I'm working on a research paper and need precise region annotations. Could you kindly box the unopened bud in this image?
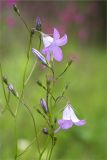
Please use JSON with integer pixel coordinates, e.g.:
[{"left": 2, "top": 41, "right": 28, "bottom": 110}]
[
  {"left": 68, "top": 59, "right": 72, "bottom": 66},
  {"left": 36, "top": 16, "right": 42, "bottom": 31},
  {"left": 37, "top": 108, "right": 41, "bottom": 114},
  {"left": 36, "top": 80, "right": 42, "bottom": 87},
  {"left": 36, "top": 80, "right": 46, "bottom": 90},
  {"left": 2, "top": 76, "right": 8, "bottom": 85},
  {"left": 40, "top": 98, "right": 48, "bottom": 113},
  {"left": 8, "top": 83, "right": 14, "bottom": 91},
  {"left": 32, "top": 48, "right": 47, "bottom": 65},
  {"left": 8, "top": 83, "right": 18, "bottom": 97},
  {"left": 42, "top": 128, "right": 48, "bottom": 135},
  {"left": 13, "top": 4, "right": 20, "bottom": 16}
]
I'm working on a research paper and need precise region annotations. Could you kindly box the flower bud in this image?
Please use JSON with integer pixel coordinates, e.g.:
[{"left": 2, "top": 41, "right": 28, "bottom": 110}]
[
  {"left": 2, "top": 76, "right": 8, "bottom": 85},
  {"left": 36, "top": 80, "right": 42, "bottom": 87},
  {"left": 32, "top": 48, "right": 47, "bottom": 65},
  {"left": 42, "top": 128, "right": 48, "bottom": 135},
  {"left": 68, "top": 59, "right": 72, "bottom": 66},
  {"left": 36, "top": 108, "right": 41, "bottom": 114},
  {"left": 36, "top": 80, "right": 46, "bottom": 90},
  {"left": 8, "top": 83, "right": 18, "bottom": 97},
  {"left": 36, "top": 16, "right": 42, "bottom": 31},
  {"left": 40, "top": 98, "right": 48, "bottom": 113},
  {"left": 8, "top": 83, "right": 14, "bottom": 91},
  {"left": 13, "top": 4, "right": 20, "bottom": 16}
]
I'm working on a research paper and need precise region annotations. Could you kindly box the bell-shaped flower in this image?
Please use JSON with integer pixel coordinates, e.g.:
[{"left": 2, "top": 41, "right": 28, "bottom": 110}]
[
  {"left": 56, "top": 103, "right": 86, "bottom": 131},
  {"left": 32, "top": 48, "right": 47, "bottom": 65},
  {"left": 41, "top": 28, "right": 67, "bottom": 62}
]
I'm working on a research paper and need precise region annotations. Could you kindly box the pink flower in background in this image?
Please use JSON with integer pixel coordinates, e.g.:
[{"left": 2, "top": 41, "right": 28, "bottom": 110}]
[
  {"left": 78, "top": 29, "right": 89, "bottom": 42},
  {"left": 42, "top": 28, "right": 67, "bottom": 62},
  {"left": 6, "top": 0, "right": 16, "bottom": 6},
  {"left": 86, "top": 2, "right": 98, "bottom": 15},
  {"left": 58, "top": 2, "right": 77, "bottom": 25},
  {"left": 69, "top": 54, "right": 80, "bottom": 63},
  {"left": 74, "top": 14, "right": 85, "bottom": 25},
  {"left": 43, "top": 21, "right": 53, "bottom": 34},
  {"left": 6, "top": 16, "right": 16, "bottom": 27}
]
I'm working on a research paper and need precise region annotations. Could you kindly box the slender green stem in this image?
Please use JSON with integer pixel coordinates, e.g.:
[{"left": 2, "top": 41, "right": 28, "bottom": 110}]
[
  {"left": 39, "top": 136, "right": 49, "bottom": 160},
  {"left": 24, "top": 31, "right": 41, "bottom": 86},
  {"left": 24, "top": 60, "right": 37, "bottom": 86},
  {"left": 7, "top": 91, "right": 10, "bottom": 103},
  {"left": 49, "top": 67, "right": 55, "bottom": 81},
  {"left": 19, "top": 15, "right": 30, "bottom": 33},
  {"left": 22, "top": 32, "right": 33, "bottom": 91},
  {"left": 48, "top": 137, "right": 55, "bottom": 160},
  {"left": 13, "top": 4, "right": 30, "bottom": 33},
  {"left": 14, "top": 118, "right": 17, "bottom": 160},
  {"left": 36, "top": 109, "right": 50, "bottom": 127},
  {"left": 22, "top": 58, "right": 29, "bottom": 92},
  {"left": 0, "top": 64, "right": 15, "bottom": 118},
  {"left": 22, "top": 32, "right": 32, "bottom": 92},
  {"left": 55, "top": 83, "right": 69, "bottom": 104},
  {"left": 14, "top": 58, "right": 29, "bottom": 116},
  {"left": 46, "top": 77, "right": 53, "bottom": 126},
  {"left": 46, "top": 80, "right": 49, "bottom": 111},
  {"left": 14, "top": 7, "right": 32, "bottom": 115},
  {"left": 46, "top": 142, "right": 51, "bottom": 160},
  {"left": 56, "top": 62, "right": 72, "bottom": 80},
  {"left": 15, "top": 33, "right": 33, "bottom": 116},
  {"left": 0, "top": 64, "right": 18, "bottom": 160},
  {"left": 17, "top": 98, "right": 41, "bottom": 155},
  {"left": 36, "top": 82, "right": 55, "bottom": 102}
]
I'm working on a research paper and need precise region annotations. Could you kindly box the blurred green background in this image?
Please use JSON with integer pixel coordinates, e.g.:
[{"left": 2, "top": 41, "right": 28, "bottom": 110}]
[{"left": 0, "top": 1, "right": 106, "bottom": 160}]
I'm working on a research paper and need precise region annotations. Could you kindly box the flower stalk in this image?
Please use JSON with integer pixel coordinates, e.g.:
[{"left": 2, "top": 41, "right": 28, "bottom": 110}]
[{"left": 1, "top": 6, "right": 86, "bottom": 159}]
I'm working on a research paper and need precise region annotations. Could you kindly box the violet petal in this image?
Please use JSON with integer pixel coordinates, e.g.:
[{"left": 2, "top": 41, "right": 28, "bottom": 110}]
[
  {"left": 52, "top": 46, "right": 63, "bottom": 61},
  {"left": 53, "top": 28, "right": 60, "bottom": 39},
  {"left": 46, "top": 52, "right": 51, "bottom": 62},
  {"left": 58, "top": 119, "right": 73, "bottom": 129},
  {"left": 74, "top": 120, "right": 86, "bottom": 126},
  {"left": 42, "top": 47, "right": 49, "bottom": 55},
  {"left": 55, "top": 34, "right": 67, "bottom": 46}
]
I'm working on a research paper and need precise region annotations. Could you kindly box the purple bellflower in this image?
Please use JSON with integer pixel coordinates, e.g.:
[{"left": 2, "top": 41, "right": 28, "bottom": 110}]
[
  {"left": 55, "top": 103, "right": 86, "bottom": 132},
  {"left": 32, "top": 48, "right": 47, "bottom": 65},
  {"left": 42, "top": 28, "right": 67, "bottom": 62}
]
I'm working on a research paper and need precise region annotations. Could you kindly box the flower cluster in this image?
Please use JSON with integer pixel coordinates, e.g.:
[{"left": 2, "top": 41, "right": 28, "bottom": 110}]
[
  {"left": 32, "top": 18, "right": 86, "bottom": 134},
  {"left": 1, "top": 10, "right": 86, "bottom": 159}
]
